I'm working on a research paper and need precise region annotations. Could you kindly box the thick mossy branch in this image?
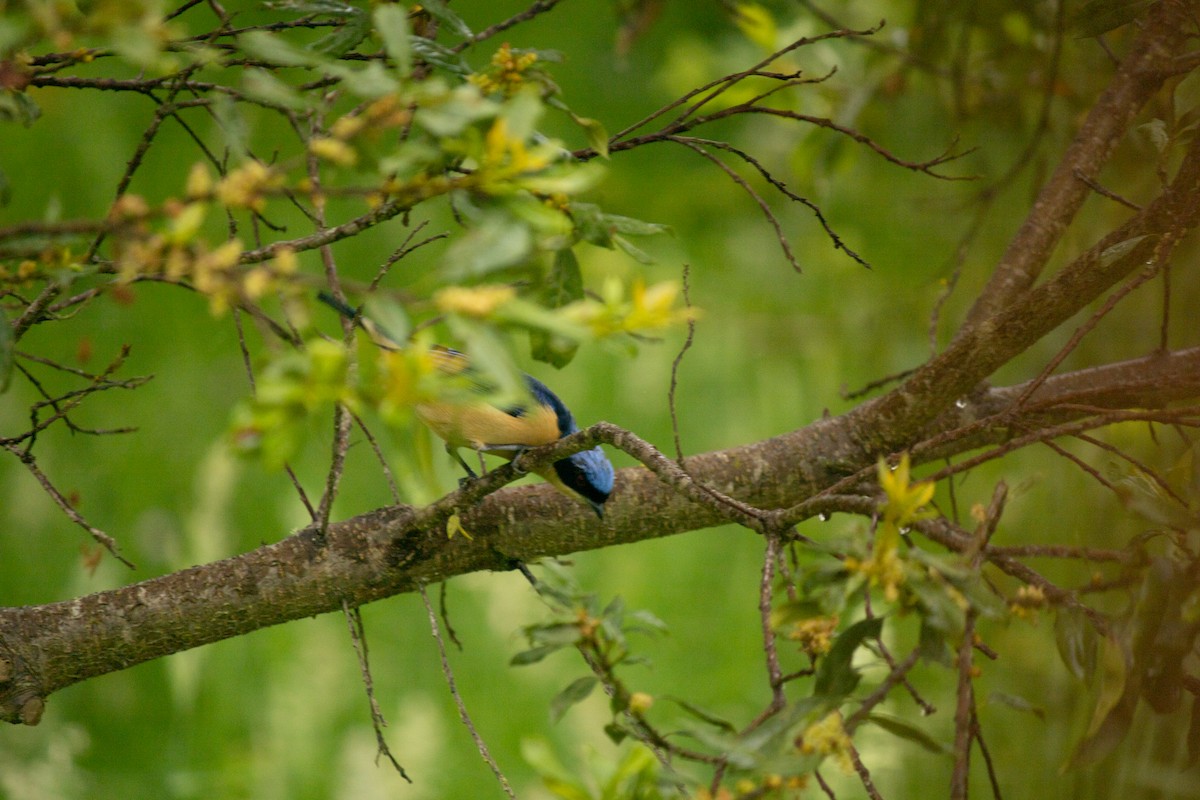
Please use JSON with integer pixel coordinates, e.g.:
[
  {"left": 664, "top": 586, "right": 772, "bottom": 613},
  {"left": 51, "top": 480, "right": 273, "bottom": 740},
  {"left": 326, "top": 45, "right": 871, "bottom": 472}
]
[{"left": 2, "top": 348, "right": 1198, "bottom": 724}]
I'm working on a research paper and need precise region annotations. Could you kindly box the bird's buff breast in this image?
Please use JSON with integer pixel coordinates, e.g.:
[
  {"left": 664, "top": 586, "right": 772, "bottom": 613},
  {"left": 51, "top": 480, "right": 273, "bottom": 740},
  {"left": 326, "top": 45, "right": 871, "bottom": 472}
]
[{"left": 416, "top": 401, "right": 561, "bottom": 451}]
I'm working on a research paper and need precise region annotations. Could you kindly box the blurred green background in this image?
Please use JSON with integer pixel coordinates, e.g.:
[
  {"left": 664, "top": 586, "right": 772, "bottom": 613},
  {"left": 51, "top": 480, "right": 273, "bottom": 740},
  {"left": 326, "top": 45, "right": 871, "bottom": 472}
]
[{"left": 2, "top": 1, "right": 1197, "bottom": 798}]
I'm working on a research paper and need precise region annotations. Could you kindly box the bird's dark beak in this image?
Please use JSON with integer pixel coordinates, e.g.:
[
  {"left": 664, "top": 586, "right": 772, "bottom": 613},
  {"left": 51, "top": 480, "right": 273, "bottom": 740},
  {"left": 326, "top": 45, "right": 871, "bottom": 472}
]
[{"left": 588, "top": 500, "right": 606, "bottom": 520}]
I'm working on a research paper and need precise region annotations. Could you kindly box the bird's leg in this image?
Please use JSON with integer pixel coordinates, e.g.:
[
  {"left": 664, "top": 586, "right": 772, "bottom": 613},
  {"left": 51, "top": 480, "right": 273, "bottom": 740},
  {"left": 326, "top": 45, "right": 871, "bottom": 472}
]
[
  {"left": 509, "top": 446, "right": 530, "bottom": 475},
  {"left": 447, "top": 445, "right": 478, "bottom": 487},
  {"left": 512, "top": 559, "right": 537, "bottom": 587}
]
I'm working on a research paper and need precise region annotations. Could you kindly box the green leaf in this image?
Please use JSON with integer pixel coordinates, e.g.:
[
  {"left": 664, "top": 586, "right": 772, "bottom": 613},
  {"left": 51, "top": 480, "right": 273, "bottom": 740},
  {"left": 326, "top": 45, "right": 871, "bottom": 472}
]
[
  {"left": 988, "top": 691, "right": 1046, "bottom": 720},
  {"left": 415, "top": 84, "right": 499, "bottom": 136},
  {"left": 601, "top": 594, "right": 625, "bottom": 624},
  {"left": 211, "top": 94, "right": 249, "bottom": 161},
  {"left": 527, "top": 622, "right": 584, "bottom": 647},
  {"left": 769, "top": 599, "right": 826, "bottom": 629},
  {"left": 866, "top": 713, "right": 949, "bottom": 755},
  {"left": 1117, "top": 472, "right": 1199, "bottom": 530},
  {"left": 373, "top": 4, "right": 412, "bottom": 78},
  {"left": 242, "top": 68, "right": 309, "bottom": 110},
  {"left": 571, "top": 202, "right": 613, "bottom": 247},
  {"left": 918, "top": 618, "right": 953, "bottom": 665},
  {"left": 1055, "top": 606, "right": 1098, "bottom": 681},
  {"left": 520, "top": 161, "right": 607, "bottom": 196},
  {"left": 579, "top": 116, "right": 610, "bottom": 158},
  {"left": 1070, "top": 0, "right": 1159, "bottom": 38},
  {"left": 545, "top": 248, "right": 584, "bottom": 306},
  {"left": 601, "top": 745, "right": 658, "bottom": 800},
  {"left": 501, "top": 85, "right": 545, "bottom": 141},
  {"left": 520, "top": 738, "right": 591, "bottom": 800},
  {"left": 239, "top": 30, "right": 321, "bottom": 68},
  {"left": 612, "top": 234, "right": 656, "bottom": 264},
  {"left": 0, "top": 306, "right": 12, "bottom": 393},
  {"left": 603, "top": 722, "right": 629, "bottom": 745},
  {"left": 264, "top": 0, "right": 362, "bottom": 13},
  {"left": 0, "top": 17, "right": 30, "bottom": 58},
  {"left": 330, "top": 61, "right": 399, "bottom": 98},
  {"left": 311, "top": 9, "right": 370, "bottom": 57},
  {"left": 0, "top": 90, "right": 40, "bottom": 127},
  {"left": 669, "top": 696, "right": 737, "bottom": 733},
  {"left": 1098, "top": 233, "right": 1149, "bottom": 267},
  {"left": 0, "top": 166, "right": 9, "bottom": 206},
  {"left": 361, "top": 295, "right": 410, "bottom": 346},
  {"left": 264, "top": 0, "right": 370, "bottom": 56},
  {"left": 627, "top": 609, "right": 669, "bottom": 635},
  {"left": 420, "top": 0, "right": 474, "bottom": 39},
  {"left": 511, "top": 644, "right": 562, "bottom": 666},
  {"left": 1066, "top": 634, "right": 1135, "bottom": 769},
  {"left": 1140, "top": 119, "right": 1170, "bottom": 153},
  {"left": 531, "top": 249, "right": 584, "bottom": 367},
  {"left": 442, "top": 214, "right": 534, "bottom": 279},
  {"left": 445, "top": 316, "right": 529, "bottom": 409},
  {"left": 547, "top": 96, "right": 610, "bottom": 157},
  {"left": 603, "top": 213, "right": 672, "bottom": 237},
  {"left": 550, "top": 676, "right": 598, "bottom": 721},
  {"left": 409, "top": 37, "right": 470, "bottom": 74},
  {"left": 813, "top": 616, "right": 883, "bottom": 698}
]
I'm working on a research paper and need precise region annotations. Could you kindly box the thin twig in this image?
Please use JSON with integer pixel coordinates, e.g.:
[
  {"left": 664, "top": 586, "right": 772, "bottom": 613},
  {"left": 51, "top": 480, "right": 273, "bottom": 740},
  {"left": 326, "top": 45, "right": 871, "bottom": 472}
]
[
  {"left": 672, "top": 137, "right": 801, "bottom": 271},
  {"left": 673, "top": 136, "right": 870, "bottom": 268},
  {"left": 974, "top": 707, "right": 1004, "bottom": 800},
  {"left": 668, "top": 263, "right": 696, "bottom": 464},
  {"left": 849, "top": 744, "right": 885, "bottom": 800},
  {"left": 950, "top": 611, "right": 978, "bottom": 800},
  {"left": 341, "top": 600, "right": 411, "bottom": 782},
  {"left": 844, "top": 646, "right": 923, "bottom": 730},
  {"left": 452, "top": 0, "right": 566, "bottom": 53},
  {"left": 2, "top": 443, "right": 135, "bottom": 569},
  {"left": 351, "top": 412, "right": 402, "bottom": 504},
  {"left": 814, "top": 769, "right": 838, "bottom": 799},
  {"left": 419, "top": 585, "right": 517, "bottom": 799}
]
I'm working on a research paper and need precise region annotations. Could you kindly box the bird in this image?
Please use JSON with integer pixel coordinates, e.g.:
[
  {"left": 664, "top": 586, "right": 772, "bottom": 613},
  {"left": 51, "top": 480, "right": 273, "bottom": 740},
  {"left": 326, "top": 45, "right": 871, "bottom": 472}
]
[{"left": 318, "top": 291, "right": 615, "bottom": 518}]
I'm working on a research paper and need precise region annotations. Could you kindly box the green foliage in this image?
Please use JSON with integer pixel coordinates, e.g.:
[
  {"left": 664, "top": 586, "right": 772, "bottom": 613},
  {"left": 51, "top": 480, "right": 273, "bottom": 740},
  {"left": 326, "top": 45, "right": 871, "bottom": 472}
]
[
  {"left": 3, "top": 0, "right": 1200, "bottom": 798},
  {"left": 812, "top": 617, "right": 884, "bottom": 699},
  {"left": 522, "top": 739, "right": 673, "bottom": 800}
]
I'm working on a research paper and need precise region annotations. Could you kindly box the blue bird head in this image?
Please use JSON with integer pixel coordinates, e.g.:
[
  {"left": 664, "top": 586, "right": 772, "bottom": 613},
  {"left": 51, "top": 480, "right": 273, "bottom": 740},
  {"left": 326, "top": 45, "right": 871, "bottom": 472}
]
[{"left": 552, "top": 446, "right": 615, "bottom": 519}]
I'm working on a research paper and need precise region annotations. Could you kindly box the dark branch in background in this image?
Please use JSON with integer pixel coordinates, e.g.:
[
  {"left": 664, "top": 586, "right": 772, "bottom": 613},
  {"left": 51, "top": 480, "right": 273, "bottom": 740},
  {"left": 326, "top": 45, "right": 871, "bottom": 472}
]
[
  {"left": 671, "top": 135, "right": 870, "bottom": 268},
  {"left": 450, "top": 0, "right": 566, "bottom": 54},
  {"left": 673, "top": 137, "right": 802, "bottom": 271},
  {"left": 959, "top": 0, "right": 1193, "bottom": 332}
]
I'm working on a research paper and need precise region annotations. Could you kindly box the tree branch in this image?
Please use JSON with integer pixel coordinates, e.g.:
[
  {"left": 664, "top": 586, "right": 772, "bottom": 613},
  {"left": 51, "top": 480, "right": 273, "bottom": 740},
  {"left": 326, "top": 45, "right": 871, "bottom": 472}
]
[
  {"left": 2, "top": 347, "right": 1197, "bottom": 724},
  {"left": 960, "top": 0, "right": 1194, "bottom": 331}
]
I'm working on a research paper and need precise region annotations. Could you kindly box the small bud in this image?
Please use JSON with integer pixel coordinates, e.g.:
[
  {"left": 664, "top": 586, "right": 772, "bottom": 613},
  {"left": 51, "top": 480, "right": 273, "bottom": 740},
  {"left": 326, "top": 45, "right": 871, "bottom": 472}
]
[
  {"left": 186, "top": 162, "right": 213, "bottom": 198},
  {"left": 309, "top": 137, "right": 358, "bottom": 167},
  {"left": 628, "top": 691, "right": 653, "bottom": 714}
]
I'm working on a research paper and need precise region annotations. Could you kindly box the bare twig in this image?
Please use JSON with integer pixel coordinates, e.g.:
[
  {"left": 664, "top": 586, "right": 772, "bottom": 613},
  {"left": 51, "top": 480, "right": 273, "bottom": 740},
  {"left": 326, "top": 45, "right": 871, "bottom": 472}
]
[
  {"left": 672, "top": 137, "right": 801, "bottom": 271},
  {"left": 419, "top": 585, "right": 517, "bottom": 799},
  {"left": 452, "top": 0, "right": 566, "bottom": 53},
  {"left": 668, "top": 264, "right": 696, "bottom": 464},
  {"left": 849, "top": 744, "right": 885, "bottom": 800},
  {"left": 950, "top": 611, "right": 978, "bottom": 800},
  {"left": 341, "top": 600, "right": 410, "bottom": 782},
  {"left": 1, "top": 443, "right": 135, "bottom": 569}
]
